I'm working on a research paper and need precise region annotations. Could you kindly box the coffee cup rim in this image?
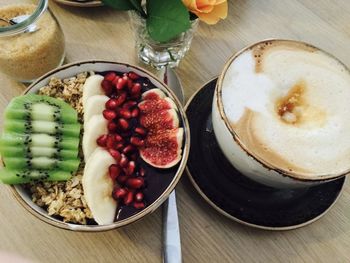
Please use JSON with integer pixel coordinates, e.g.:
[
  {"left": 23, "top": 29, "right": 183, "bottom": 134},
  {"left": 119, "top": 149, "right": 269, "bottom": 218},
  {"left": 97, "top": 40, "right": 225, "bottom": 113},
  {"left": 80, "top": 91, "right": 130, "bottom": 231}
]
[{"left": 215, "top": 38, "right": 349, "bottom": 181}]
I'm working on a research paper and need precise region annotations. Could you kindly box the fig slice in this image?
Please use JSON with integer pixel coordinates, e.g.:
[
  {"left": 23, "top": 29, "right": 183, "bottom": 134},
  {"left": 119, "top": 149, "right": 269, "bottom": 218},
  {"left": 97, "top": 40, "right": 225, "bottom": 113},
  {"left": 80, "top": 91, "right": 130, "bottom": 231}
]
[
  {"left": 142, "top": 89, "right": 166, "bottom": 101},
  {"left": 140, "top": 128, "right": 183, "bottom": 168},
  {"left": 139, "top": 88, "right": 184, "bottom": 169},
  {"left": 140, "top": 109, "right": 179, "bottom": 130},
  {"left": 138, "top": 97, "right": 177, "bottom": 114}
]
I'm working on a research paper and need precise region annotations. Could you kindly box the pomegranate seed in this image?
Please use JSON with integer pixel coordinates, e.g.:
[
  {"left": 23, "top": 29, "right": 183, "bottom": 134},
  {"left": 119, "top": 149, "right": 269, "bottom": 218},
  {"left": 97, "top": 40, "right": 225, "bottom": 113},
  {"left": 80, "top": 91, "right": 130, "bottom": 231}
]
[
  {"left": 126, "top": 177, "right": 144, "bottom": 189},
  {"left": 109, "top": 164, "right": 121, "bottom": 181},
  {"left": 105, "top": 99, "right": 119, "bottom": 110},
  {"left": 96, "top": 134, "right": 108, "bottom": 147},
  {"left": 123, "top": 100, "right": 137, "bottom": 109},
  {"left": 131, "top": 83, "right": 141, "bottom": 95},
  {"left": 116, "top": 76, "right": 128, "bottom": 90},
  {"left": 123, "top": 145, "right": 136, "bottom": 155},
  {"left": 108, "top": 149, "right": 121, "bottom": 162},
  {"left": 105, "top": 72, "right": 116, "bottom": 82},
  {"left": 119, "top": 108, "right": 132, "bottom": 119},
  {"left": 112, "top": 187, "right": 127, "bottom": 199},
  {"left": 106, "top": 135, "right": 115, "bottom": 149},
  {"left": 118, "top": 118, "right": 129, "bottom": 130},
  {"left": 115, "top": 142, "right": 124, "bottom": 150},
  {"left": 107, "top": 121, "right": 118, "bottom": 132},
  {"left": 135, "top": 192, "right": 144, "bottom": 202},
  {"left": 128, "top": 72, "right": 140, "bottom": 80},
  {"left": 131, "top": 108, "right": 140, "bottom": 118},
  {"left": 133, "top": 202, "right": 145, "bottom": 209},
  {"left": 130, "top": 136, "right": 145, "bottom": 147},
  {"left": 125, "top": 161, "right": 136, "bottom": 175},
  {"left": 114, "top": 134, "right": 123, "bottom": 142},
  {"left": 120, "top": 154, "right": 129, "bottom": 168},
  {"left": 139, "top": 167, "right": 146, "bottom": 177},
  {"left": 112, "top": 75, "right": 120, "bottom": 87},
  {"left": 124, "top": 191, "right": 134, "bottom": 205},
  {"left": 101, "top": 79, "right": 114, "bottom": 95},
  {"left": 103, "top": 110, "right": 117, "bottom": 120},
  {"left": 117, "top": 175, "right": 128, "bottom": 184},
  {"left": 116, "top": 92, "right": 127, "bottom": 106},
  {"left": 127, "top": 79, "right": 134, "bottom": 89},
  {"left": 134, "top": 127, "right": 147, "bottom": 136}
]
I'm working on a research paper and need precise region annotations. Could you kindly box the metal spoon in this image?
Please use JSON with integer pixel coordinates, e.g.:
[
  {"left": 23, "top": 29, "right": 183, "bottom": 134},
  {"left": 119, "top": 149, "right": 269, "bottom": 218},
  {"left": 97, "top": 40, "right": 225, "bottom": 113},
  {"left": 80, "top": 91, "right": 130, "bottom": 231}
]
[
  {"left": 159, "top": 67, "right": 184, "bottom": 263},
  {"left": 0, "top": 15, "right": 38, "bottom": 33}
]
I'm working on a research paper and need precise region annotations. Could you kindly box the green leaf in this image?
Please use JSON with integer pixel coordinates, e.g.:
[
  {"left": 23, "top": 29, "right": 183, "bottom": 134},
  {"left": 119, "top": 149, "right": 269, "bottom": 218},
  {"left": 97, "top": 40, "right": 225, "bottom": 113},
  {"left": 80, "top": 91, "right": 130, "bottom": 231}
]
[
  {"left": 146, "top": 0, "right": 190, "bottom": 43},
  {"left": 102, "top": 0, "right": 135, "bottom": 10},
  {"left": 129, "top": 0, "right": 146, "bottom": 17},
  {"left": 129, "top": 0, "right": 142, "bottom": 12}
]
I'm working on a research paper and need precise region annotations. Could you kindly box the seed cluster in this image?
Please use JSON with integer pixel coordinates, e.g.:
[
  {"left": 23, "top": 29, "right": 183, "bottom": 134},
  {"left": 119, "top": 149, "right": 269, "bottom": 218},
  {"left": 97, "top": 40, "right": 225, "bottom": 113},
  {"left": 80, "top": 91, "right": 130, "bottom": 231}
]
[{"left": 97, "top": 71, "right": 150, "bottom": 209}]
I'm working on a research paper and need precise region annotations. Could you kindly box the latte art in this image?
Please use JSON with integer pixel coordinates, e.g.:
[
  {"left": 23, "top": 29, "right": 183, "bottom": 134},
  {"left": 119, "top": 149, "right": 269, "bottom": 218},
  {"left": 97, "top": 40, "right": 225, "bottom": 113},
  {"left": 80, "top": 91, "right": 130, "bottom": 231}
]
[{"left": 221, "top": 40, "right": 350, "bottom": 177}]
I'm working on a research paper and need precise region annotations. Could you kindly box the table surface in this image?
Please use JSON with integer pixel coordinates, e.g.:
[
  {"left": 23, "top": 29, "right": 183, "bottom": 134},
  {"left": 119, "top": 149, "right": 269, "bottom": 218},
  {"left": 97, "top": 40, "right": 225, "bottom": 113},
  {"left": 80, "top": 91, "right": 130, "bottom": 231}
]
[{"left": 1, "top": 0, "right": 350, "bottom": 262}]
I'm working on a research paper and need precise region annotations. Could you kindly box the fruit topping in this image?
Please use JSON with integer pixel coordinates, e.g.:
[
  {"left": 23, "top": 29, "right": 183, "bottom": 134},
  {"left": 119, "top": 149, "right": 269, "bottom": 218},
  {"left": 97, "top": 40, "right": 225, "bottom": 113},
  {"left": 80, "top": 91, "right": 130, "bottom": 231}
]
[
  {"left": 81, "top": 72, "right": 184, "bottom": 222},
  {"left": 138, "top": 97, "right": 177, "bottom": 114},
  {"left": 140, "top": 128, "right": 183, "bottom": 169},
  {"left": 128, "top": 72, "right": 140, "bottom": 80},
  {"left": 141, "top": 88, "right": 166, "bottom": 101},
  {"left": 82, "top": 114, "right": 107, "bottom": 159},
  {"left": 84, "top": 95, "right": 109, "bottom": 126},
  {"left": 82, "top": 148, "right": 117, "bottom": 225},
  {"left": 0, "top": 94, "right": 80, "bottom": 184},
  {"left": 138, "top": 89, "right": 183, "bottom": 168},
  {"left": 140, "top": 109, "right": 179, "bottom": 130},
  {"left": 82, "top": 75, "right": 104, "bottom": 105}
]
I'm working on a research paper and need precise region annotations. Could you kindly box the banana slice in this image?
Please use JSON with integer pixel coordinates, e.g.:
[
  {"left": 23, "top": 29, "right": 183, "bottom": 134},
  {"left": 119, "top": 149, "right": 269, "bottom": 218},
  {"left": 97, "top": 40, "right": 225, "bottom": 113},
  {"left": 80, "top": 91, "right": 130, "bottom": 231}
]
[
  {"left": 83, "top": 147, "right": 117, "bottom": 225},
  {"left": 82, "top": 115, "right": 108, "bottom": 160},
  {"left": 84, "top": 95, "right": 109, "bottom": 126},
  {"left": 82, "top": 75, "right": 104, "bottom": 106}
]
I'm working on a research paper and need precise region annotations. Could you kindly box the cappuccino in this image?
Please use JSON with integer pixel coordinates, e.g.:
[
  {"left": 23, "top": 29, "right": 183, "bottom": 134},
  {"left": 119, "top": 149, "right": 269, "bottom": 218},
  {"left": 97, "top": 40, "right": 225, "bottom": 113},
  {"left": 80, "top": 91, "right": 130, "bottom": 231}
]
[{"left": 221, "top": 40, "right": 350, "bottom": 178}]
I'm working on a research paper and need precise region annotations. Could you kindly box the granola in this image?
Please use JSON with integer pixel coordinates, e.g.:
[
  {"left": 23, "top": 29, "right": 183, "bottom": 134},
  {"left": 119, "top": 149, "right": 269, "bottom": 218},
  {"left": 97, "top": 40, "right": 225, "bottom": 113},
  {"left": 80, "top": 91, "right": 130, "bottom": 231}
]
[{"left": 27, "top": 71, "right": 94, "bottom": 224}]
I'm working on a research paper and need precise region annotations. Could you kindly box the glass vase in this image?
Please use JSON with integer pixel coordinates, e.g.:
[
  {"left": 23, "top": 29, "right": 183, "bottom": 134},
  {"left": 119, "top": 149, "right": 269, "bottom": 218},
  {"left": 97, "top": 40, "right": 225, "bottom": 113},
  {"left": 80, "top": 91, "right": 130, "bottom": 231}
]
[{"left": 129, "top": 11, "right": 198, "bottom": 69}]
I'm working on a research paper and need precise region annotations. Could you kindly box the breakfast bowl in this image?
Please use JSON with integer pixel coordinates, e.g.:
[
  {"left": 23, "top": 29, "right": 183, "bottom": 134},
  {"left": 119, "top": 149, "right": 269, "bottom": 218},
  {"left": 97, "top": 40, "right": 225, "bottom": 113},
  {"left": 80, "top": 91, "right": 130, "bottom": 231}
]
[{"left": 3, "top": 60, "right": 190, "bottom": 231}]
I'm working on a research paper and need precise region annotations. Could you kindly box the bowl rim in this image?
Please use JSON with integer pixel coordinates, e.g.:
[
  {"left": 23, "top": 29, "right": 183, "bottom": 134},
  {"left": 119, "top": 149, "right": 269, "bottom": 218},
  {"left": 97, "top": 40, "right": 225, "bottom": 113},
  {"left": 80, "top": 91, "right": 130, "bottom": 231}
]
[
  {"left": 215, "top": 38, "right": 350, "bottom": 182},
  {"left": 9, "top": 59, "right": 190, "bottom": 231}
]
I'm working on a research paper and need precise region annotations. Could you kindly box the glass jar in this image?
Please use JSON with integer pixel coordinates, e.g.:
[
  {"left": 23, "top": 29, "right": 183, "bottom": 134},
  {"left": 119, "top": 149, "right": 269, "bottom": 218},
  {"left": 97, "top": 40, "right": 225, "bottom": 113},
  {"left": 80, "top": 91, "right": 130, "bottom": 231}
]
[
  {"left": 0, "top": 0, "right": 65, "bottom": 82},
  {"left": 129, "top": 11, "right": 198, "bottom": 69}
]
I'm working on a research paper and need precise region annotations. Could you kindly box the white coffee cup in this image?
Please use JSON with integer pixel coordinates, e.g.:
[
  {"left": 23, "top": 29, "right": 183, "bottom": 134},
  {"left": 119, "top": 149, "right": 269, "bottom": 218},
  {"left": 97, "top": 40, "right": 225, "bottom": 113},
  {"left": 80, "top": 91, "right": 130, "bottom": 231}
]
[{"left": 212, "top": 39, "right": 350, "bottom": 188}]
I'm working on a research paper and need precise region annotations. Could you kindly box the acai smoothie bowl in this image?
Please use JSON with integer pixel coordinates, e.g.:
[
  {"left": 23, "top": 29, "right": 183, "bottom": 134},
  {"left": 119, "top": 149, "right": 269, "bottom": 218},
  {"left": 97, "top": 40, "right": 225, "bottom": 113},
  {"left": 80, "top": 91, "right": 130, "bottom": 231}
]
[{"left": 0, "top": 61, "right": 190, "bottom": 231}]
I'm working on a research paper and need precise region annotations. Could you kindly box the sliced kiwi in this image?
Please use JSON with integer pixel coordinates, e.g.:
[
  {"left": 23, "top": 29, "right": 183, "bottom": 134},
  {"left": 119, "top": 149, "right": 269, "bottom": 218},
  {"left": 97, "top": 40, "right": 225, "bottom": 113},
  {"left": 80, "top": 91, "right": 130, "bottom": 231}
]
[
  {"left": 0, "top": 94, "right": 81, "bottom": 185},
  {"left": 0, "top": 146, "right": 78, "bottom": 159},
  {"left": 0, "top": 133, "right": 79, "bottom": 150},
  {"left": 0, "top": 169, "right": 72, "bottom": 184},
  {"left": 5, "top": 94, "right": 78, "bottom": 123},
  {"left": 3, "top": 157, "right": 80, "bottom": 172},
  {"left": 4, "top": 120, "right": 81, "bottom": 137}
]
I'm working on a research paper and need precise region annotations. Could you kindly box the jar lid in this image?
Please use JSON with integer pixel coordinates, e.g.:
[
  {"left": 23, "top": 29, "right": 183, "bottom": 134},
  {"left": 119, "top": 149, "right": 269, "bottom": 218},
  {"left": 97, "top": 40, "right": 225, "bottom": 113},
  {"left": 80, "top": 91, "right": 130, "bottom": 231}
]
[{"left": 0, "top": 0, "right": 47, "bottom": 36}]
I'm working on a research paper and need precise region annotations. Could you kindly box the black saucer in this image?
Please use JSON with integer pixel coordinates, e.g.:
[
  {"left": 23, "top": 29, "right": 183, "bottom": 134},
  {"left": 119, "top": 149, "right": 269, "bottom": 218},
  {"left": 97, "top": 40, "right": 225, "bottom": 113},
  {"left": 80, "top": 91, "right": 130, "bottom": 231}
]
[{"left": 185, "top": 78, "right": 346, "bottom": 230}]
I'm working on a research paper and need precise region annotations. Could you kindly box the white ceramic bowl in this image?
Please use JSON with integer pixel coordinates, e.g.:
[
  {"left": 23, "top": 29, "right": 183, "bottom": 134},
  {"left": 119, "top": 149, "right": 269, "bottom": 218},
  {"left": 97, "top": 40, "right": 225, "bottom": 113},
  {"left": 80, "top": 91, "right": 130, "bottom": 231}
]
[{"left": 10, "top": 60, "right": 190, "bottom": 231}]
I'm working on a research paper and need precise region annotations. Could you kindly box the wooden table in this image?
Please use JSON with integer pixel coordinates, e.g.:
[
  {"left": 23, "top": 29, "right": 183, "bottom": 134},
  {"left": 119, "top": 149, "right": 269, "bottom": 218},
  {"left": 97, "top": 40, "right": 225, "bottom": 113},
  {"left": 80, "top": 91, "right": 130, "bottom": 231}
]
[{"left": 1, "top": 0, "right": 350, "bottom": 262}]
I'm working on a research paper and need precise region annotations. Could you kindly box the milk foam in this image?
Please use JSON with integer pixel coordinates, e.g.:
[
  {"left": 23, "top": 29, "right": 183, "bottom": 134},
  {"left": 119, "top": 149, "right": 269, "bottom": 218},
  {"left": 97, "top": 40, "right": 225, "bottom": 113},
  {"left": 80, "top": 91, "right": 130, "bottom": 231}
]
[{"left": 221, "top": 41, "right": 350, "bottom": 177}]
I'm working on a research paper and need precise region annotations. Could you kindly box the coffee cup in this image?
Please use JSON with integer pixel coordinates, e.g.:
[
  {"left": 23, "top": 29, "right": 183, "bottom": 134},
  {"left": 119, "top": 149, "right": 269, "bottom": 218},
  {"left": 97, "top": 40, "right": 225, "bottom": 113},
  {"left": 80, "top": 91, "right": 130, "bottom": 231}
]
[{"left": 212, "top": 39, "right": 350, "bottom": 188}]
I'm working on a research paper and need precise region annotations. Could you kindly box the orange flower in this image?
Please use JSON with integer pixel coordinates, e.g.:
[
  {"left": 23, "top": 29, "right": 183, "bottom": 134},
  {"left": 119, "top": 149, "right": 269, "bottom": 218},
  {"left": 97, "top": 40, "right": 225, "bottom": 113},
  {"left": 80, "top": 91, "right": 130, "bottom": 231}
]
[{"left": 182, "top": 0, "right": 228, "bottom": 25}]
